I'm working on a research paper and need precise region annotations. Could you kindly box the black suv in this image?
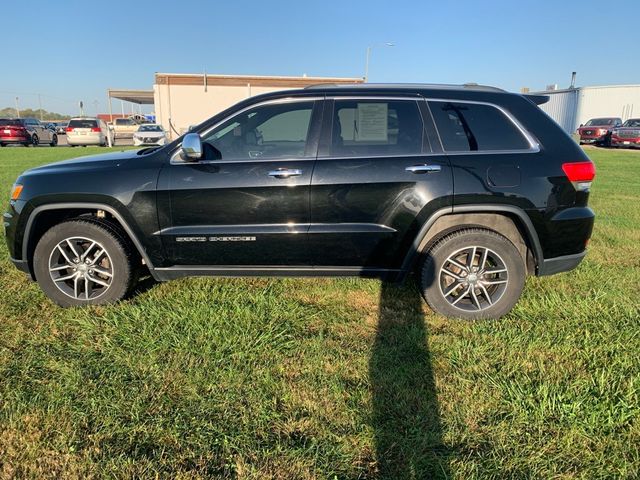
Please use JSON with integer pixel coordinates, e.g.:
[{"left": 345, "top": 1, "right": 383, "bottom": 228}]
[{"left": 4, "top": 84, "right": 595, "bottom": 319}]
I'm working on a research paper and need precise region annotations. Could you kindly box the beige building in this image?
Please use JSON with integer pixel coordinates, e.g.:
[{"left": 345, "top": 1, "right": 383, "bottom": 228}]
[{"left": 153, "top": 73, "right": 363, "bottom": 139}]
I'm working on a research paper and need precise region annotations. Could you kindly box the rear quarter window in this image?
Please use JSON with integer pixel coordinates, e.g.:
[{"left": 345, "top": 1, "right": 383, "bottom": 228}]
[{"left": 429, "top": 101, "right": 531, "bottom": 152}]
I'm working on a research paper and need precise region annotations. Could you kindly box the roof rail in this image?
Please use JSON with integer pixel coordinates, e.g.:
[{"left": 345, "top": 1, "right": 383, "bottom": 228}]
[{"left": 304, "top": 83, "right": 506, "bottom": 92}]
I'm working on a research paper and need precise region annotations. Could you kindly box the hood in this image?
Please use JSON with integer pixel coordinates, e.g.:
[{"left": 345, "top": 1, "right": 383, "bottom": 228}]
[
  {"left": 579, "top": 125, "right": 611, "bottom": 131},
  {"left": 21, "top": 149, "right": 138, "bottom": 177}
]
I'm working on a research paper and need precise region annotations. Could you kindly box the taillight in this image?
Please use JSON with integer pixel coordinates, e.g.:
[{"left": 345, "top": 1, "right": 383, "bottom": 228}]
[
  {"left": 563, "top": 161, "right": 595, "bottom": 192},
  {"left": 65, "top": 127, "right": 73, "bottom": 132},
  {"left": 90, "top": 127, "right": 101, "bottom": 132}
]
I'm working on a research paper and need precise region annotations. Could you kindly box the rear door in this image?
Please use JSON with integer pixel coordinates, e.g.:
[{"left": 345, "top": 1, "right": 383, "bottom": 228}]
[{"left": 309, "top": 96, "right": 453, "bottom": 271}]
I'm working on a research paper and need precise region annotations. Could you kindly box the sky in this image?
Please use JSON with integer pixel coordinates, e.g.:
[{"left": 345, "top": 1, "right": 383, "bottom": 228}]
[{"left": 2, "top": 0, "right": 638, "bottom": 115}]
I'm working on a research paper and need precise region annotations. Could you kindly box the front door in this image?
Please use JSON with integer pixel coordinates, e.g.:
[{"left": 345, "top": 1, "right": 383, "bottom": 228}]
[
  {"left": 158, "top": 98, "right": 322, "bottom": 267},
  {"left": 309, "top": 97, "right": 453, "bottom": 271}
]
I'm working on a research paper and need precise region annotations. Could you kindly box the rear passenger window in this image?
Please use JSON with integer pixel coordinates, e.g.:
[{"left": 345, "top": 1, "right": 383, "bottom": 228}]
[
  {"left": 429, "top": 101, "right": 531, "bottom": 152},
  {"left": 330, "top": 100, "right": 425, "bottom": 157}
]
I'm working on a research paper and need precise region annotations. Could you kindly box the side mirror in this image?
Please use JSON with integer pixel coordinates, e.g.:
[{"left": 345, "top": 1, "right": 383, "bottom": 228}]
[
  {"left": 579, "top": 124, "right": 584, "bottom": 128},
  {"left": 181, "top": 133, "right": 203, "bottom": 161}
]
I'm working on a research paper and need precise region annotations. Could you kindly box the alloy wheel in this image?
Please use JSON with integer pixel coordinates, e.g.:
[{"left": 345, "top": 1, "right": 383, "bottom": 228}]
[
  {"left": 48, "top": 236, "right": 114, "bottom": 300},
  {"left": 439, "top": 245, "right": 509, "bottom": 312}
]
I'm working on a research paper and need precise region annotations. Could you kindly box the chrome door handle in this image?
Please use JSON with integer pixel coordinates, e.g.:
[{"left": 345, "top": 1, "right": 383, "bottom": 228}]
[
  {"left": 268, "top": 168, "right": 302, "bottom": 178},
  {"left": 405, "top": 164, "right": 442, "bottom": 174}
]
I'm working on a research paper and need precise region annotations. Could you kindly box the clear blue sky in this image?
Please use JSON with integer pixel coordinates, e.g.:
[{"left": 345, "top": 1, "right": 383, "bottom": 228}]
[{"left": 2, "top": 0, "right": 638, "bottom": 115}]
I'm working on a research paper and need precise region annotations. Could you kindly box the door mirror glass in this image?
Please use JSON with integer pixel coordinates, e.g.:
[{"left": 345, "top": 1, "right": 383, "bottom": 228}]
[{"left": 181, "top": 133, "right": 203, "bottom": 161}]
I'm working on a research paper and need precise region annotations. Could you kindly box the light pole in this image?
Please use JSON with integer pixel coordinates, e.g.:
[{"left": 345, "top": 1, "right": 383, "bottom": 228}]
[
  {"left": 364, "top": 42, "right": 394, "bottom": 82},
  {"left": 15, "top": 97, "right": 20, "bottom": 118}
]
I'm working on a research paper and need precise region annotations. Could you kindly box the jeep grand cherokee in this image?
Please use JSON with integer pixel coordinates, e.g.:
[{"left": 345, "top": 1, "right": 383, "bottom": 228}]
[{"left": 4, "top": 84, "right": 595, "bottom": 319}]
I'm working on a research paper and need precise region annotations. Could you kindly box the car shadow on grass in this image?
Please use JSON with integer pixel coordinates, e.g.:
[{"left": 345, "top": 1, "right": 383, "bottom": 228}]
[{"left": 370, "top": 280, "right": 450, "bottom": 479}]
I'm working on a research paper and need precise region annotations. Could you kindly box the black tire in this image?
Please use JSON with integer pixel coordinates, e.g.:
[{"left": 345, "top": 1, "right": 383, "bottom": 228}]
[
  {"left": 0, "top": 143, "right": 5, "bottom": 147},
  {"left": 31, "top": 134, "right": 39, "bottom": 146},
  {"left": 33, "top": 219, "right": 136, "bottom": 307},
  {"left": 50, "top": 134, "right": 58, "bottom": 147},
  {"left": 420, "top": 228, "right": 526, "bottom": 320}
]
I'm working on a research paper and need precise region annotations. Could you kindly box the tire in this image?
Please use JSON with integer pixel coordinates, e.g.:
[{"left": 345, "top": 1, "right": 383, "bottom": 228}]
[
  {"left": 31, "top": 134, "right": 39, "bottom": 147},
  {"left": 33, "top": 219, "right": 136, "bottom": 307},
  {"left": 50, "top": 134, "right": 58, "bottom": 147},
  {"left": 0, "top": 143, "right": 5, "bottom": 147},
  {"left": 419, "top": 228, "right": 526, "bottom": 320}
]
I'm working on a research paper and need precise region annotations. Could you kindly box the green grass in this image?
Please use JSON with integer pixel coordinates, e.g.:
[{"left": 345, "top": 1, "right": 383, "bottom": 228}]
[{"left": 0, "top": 146, "right": 638, "bottom": 479}]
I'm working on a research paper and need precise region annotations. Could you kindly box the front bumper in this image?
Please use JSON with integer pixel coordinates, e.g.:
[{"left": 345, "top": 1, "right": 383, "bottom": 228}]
[{"left": 611, "top": 137, "right": 640, "bottom": 147}]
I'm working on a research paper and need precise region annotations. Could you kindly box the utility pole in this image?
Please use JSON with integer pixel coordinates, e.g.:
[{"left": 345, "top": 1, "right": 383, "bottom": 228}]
[
  {"left": 364, "top": 42, "right": 395, "bottom": 82},
  {"left": 38, "top": 94, "right": 43, "bottom": 121},
  {"left": 15, "top": 97, "right": 20, "bottom": 118},
  {"left": 79, "top": 101, "right": 84, "bottom": 116},
  {"left": 93, "top": 100, "right": 99, "bottom": 117}
]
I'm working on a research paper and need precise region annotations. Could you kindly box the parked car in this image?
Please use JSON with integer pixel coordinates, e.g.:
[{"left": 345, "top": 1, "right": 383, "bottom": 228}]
[
  {"left": 0, "top": 118, "right": 58, "bottom": 147},
  {"left": 5, "top": 84, "right": 596, "bottom": 319},
  {"left": 577, "top": 117, "right": 622, "bottom": 146},
  {"left": 610, "top": 118, "right": 640, "bottom": 148},
  {"left": 133, "top": 124, "right": 167, "bottom": 146},
  {"left": 66, "top": 118, "right": 113, "bottom": 147},
  {"left": 54, "top": 122, "right": 69, "bottom": 135},
  {"left": 109, "top": 117, "right": 139, "bottom": 139}
]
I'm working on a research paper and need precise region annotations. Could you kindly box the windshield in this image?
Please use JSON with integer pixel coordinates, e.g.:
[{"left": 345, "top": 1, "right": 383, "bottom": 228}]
[
  {"left": 138, "top": 125, "right": 162, "bottom": 132},
  {"left": 622, "top": 119, "right": 640, "bottom": 128},
  {"left": 585, "top": 118, "right": 615, "bottom": 126}
]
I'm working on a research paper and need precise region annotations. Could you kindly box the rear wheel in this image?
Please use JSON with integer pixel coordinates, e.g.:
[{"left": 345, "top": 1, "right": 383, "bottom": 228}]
[
  {"left": 33, "top": 220, "right": 136, "bottom": 307},
  {"left": 31, "top": 134, "right": 39, "bottom": 146},
  {"left": 50, "top": 134, "right": 58, "bottom": 147},
  {"left": 420, "top": 228, "right": 526, "bottom": 320}
]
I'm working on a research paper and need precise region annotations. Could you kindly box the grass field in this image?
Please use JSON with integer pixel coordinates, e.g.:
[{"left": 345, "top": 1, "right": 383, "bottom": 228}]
[{"left": 0, "top": 146, "right": 638, "bottom": 479}]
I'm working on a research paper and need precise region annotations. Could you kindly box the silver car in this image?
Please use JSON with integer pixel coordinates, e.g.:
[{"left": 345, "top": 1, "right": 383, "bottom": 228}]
[
  {"left": 132, "top": 124, "right": 167, "bottom": 146},
  {"left": 66, "top": 118, "right": 113, "bottom": 147}
]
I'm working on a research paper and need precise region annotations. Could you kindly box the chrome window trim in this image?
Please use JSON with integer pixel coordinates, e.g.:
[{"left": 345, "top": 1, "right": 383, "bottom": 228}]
[
  {"left": 425, "top": 98, "right": 540, "bottom": 154},
  {"left": 169, "top": 96, "right": 323, "bottom": 165}
]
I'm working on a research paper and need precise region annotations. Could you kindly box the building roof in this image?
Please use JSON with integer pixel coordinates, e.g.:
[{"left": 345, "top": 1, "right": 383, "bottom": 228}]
[
  {"left": 107, "top": 89, "right": 155, "bottom": 104},
  {"left": 154, "top": 72, "right": 364, "bottom": 88},
  {"left": 532, "top": 84, "right": 640, "bottom": 94}
]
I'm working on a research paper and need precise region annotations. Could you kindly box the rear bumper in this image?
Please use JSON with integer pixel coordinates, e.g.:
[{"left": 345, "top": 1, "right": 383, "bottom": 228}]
[
  {"left": 538, "top": 251, "right": 587, "bottom": 276},
  {"left": 0, "top": 136, "right": 29, "bottom": 144},
  {"left": 67, "top": 135, "right": 102, "bottom": 145}
]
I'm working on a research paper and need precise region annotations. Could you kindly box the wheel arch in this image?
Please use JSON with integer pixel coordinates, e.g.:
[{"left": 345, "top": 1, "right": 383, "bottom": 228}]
[
  {"left": 22, "top": 203, "right": 156, "bottom": 280},
  {"left": 399, "top": 204, "right": 543, "bottom": 280}
]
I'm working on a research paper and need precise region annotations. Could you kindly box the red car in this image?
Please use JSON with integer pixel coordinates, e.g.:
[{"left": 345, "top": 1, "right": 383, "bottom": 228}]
[
  {"left": 577, "top": 117, "right": 622, "bottom": 146},
  {"left": 0, "top": 118, "right": 58, "bottom": 147},
  {"left": 611, "top": 119, "right": 640, "bottom": 148}
]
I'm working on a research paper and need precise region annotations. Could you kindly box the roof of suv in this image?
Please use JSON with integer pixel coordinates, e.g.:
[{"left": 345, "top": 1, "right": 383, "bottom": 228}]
[{"left": 304, "top": 82, "right": 506, "bottom": 93}]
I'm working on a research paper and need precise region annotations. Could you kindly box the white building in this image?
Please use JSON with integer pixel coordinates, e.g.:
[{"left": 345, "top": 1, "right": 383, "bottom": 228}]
[
  {"left": 533, "top": 85, "right": 640, "bottom": 134},
  {"left": 152, "top": 73, "right": 363, "bottom": 139}
]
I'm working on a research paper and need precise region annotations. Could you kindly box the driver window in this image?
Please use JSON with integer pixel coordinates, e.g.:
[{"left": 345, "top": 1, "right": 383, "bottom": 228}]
[{"left": 201, "top": 101, "right": 315, "bottom": 160}]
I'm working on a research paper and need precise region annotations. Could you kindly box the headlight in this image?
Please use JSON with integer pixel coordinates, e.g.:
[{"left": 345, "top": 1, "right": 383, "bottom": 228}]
[{"left": 10, "top": 184, "right": 23, "bottom": 201}]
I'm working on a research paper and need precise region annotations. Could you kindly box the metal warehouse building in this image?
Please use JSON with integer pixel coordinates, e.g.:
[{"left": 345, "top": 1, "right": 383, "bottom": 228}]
[{"left": 533, "top": 84, "right": 640, "bottom": 134}]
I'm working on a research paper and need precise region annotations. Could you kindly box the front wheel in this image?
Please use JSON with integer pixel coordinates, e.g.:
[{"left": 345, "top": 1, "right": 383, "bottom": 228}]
[
  {"left": 50, "top": 134, "right": 58, "bottom": 147},
  {"left": 31, "top": 134, "right": 39, "bottom": 146},
  {"left": 33, "top": 220, "right": 137, "bottom": 307},
  {"left": 420, "top": 229, "right": 526, "bottom": 320}
]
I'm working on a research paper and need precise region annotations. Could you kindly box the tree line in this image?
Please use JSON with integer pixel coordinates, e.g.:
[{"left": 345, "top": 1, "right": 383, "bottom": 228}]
[{"left": 0, "top": 107, "right": 71, "bottom": 120}]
